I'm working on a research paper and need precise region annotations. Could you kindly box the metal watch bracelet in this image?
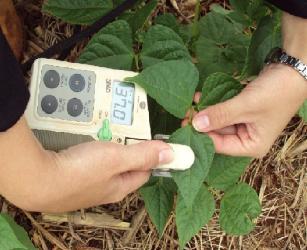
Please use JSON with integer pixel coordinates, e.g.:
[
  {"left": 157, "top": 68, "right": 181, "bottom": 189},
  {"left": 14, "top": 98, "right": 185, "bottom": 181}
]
[{"left": 265, "top": 47, "right": 307, "bottom": 81}]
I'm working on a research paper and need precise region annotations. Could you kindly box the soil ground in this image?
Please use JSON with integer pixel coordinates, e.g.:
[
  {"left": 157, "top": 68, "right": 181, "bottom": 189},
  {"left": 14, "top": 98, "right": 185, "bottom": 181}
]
[{"left": 1, "top": 1, "right": 306, "bottom": 249}]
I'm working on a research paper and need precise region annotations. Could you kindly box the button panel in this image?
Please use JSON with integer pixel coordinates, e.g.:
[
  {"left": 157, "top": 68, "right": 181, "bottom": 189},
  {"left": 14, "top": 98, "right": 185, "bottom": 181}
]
[
  {"left": 67, "top": 98, "right": 83, "bottom": 117},
  {"left": 41, "top": 95, "right": 58, "bottom": 114},
  {"left": 69, "top": 74, "right": 86, "bottom": 92},
  {"left": 44, "top": 70, "right": 60, "bottom": 88},
  {"left": 37, "top": 65, "right": 96, "bottom": 122}
]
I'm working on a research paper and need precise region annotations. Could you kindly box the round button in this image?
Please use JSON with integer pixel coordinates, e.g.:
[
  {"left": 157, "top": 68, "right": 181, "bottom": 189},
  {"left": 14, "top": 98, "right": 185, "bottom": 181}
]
[
  {"left": 43, "top": 70, "right": 60, "bottom": 88},
  {"left": 69, "top": 74, "right": 86, "bottom": 92},
  {"left": 41, "top": 95, "right": 58, "bottom": 114},
  {"left": 67, "top": 98, "right": 83, "bottom": 117}
]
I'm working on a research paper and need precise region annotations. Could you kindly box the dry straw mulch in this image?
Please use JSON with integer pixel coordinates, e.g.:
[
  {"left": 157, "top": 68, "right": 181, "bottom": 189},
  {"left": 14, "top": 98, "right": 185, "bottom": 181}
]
[{"left": 1, "top": 0, "right": 306, "bottom": 249}]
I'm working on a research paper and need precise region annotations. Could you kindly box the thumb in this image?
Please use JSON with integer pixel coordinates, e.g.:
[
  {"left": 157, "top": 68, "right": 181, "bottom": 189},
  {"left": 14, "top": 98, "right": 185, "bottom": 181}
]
[
  {"left": 192, "top": 96, "right": 244, "bottom": 132},
  {"left": 118, "top": 141, "right": 174, "bottom": 173}
]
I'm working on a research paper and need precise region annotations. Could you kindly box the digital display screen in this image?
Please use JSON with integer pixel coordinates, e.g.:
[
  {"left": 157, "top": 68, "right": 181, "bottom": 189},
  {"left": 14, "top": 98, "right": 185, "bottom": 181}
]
[{"left": 111, "top": 81, "right": 135, "bottom": 125}]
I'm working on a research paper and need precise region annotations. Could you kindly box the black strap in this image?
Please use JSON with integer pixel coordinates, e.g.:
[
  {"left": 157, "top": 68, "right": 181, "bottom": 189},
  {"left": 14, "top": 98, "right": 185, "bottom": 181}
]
[{"left": 22, "top": 0, "right": 138, "bottom": 73}]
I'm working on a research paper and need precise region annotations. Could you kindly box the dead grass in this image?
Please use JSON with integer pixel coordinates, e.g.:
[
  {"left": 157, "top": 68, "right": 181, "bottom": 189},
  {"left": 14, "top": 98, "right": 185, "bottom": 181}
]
[{"left": 1, "top": 0, "right": 306, "bottom": 249}]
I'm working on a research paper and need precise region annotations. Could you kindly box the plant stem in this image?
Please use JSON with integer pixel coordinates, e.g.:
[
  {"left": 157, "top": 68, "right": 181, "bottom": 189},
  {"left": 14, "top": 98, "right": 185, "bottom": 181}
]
[
  {"left": 188, "top": 106, "right": 195, "bottom": 125},
  {"left": 134, "top": 54, "right": 140, "bottom": 72},
  {"left": 192, "top": 0, "right": 201, "bottom": 40}
]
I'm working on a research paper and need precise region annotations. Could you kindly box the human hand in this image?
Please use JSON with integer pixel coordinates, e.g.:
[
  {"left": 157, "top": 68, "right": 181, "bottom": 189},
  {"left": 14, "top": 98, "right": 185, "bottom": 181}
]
[
  {"left": 39, "top": 140, "right": 174, "bottom": 212},
  {"left": 185, "top": 64, "right": 307, "bottom": 158},
  {"left": 0, "top": 117, "right": 174, "bottom": 213}
]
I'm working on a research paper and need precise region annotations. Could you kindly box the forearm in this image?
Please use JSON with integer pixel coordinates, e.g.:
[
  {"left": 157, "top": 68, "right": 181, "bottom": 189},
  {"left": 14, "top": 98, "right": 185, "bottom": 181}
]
[
  {"left": 0, "top": 117, "right": 60, "bottom": 211},
  {"left": 281, "top": 12, "right": 307, "bottom": 99},
  {"left": 283, "top": 12, "right": 307, "bottom": 63}
]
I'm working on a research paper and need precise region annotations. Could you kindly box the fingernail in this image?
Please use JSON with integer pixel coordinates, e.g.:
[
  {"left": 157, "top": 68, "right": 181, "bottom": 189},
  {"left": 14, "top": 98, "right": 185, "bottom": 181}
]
[
  {"left": 193, "top": 115, "right": 210, "bottom": 131},
  {"left": 159, "top": 148, "right": 174, "bottom": 164}
]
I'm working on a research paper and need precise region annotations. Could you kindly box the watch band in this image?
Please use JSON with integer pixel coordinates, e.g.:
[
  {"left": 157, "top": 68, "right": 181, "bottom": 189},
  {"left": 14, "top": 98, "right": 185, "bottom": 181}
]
[{"left": 265, "top": 47, "right": 307, "bottom": 80}]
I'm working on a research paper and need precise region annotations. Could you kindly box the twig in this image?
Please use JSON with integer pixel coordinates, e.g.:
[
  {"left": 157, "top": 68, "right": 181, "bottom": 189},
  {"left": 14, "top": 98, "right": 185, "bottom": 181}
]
[
  {"left": 290, "top": 168, "right": 305, "bottom": 209},
  {"left": 42, "top": 212, "right": 130, "bottom": 230},
  {"left": 289, "top": 140, "right": 307, "bottom": 156},
  {"left": 23, "top": 211, "right": 68, "bottom": 250},
  {"left": 122, "top": 206, "right": 147, "bottom": 245}
]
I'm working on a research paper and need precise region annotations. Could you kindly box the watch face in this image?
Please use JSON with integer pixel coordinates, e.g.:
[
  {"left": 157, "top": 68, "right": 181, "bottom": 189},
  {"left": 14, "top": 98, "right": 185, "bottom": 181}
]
[{"left": 265, "top": 47, "right": 282, "bottom": 64}]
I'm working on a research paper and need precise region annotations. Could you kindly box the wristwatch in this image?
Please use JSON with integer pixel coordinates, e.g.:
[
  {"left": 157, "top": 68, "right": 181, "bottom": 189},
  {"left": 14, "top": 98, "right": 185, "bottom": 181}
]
[{"left": 265, "top": 47, "right": 307, "bottom": 80}]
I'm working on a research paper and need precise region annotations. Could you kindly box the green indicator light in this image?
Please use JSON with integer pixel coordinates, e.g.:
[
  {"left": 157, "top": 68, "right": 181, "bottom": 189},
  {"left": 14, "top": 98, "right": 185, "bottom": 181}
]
[{"left": 98, "top": 119, "right": 112, "bottom": 141}]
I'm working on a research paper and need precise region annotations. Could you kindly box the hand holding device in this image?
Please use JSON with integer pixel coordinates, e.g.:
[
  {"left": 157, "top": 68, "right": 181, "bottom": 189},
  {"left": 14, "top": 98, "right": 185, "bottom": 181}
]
[{"left": 25, "top": 59, "right": 195, "bottom": 173}]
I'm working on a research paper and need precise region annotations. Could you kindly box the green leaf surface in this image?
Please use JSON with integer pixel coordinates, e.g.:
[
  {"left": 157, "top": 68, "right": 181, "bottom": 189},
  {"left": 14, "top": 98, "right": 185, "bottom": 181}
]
[
  {"left": 210, "top": 4, "right": 250, "bottom": 31},
  {"left": 78, "top": 20, "right": 134, "bottom": 70},
  {"left": 43, "top": 0, "right": 113, "bottom": 25},
  {"left": 155, "top": 14, "right": 192, "bottom": 44},
  {"left": 125, "top": 60, "right": 199, "bottom": 119},
  {"left": 113, "top": 0, "right": 126, "bottom": 6},
  {"left": 140, "top": 25, "right": 192, "bottom": 68},
  {"left": 127, "top": 0, "right": 158, "bottom": 34},
  {"left": 196, "top": 12, "right": 250, "bottom": 81},
  {"left": 205, "top": 155, "right": 251, "bottom": 191},
  {"left": 298, "top": 100, "right": 307, "bottom": 122},
  {"left": 230, "top": 0, "right": 266, "bottom": 23},
  {"left": 140, "top": 177, "right": 177, "bottom": 237},
  {"left": 155, "top": 13, "right": 179, "bottom": 32},
  {"left": 244, "top": 13, "right": 282, "bottom": 76},
  {"left": 210, "top": 4, "right": 231, "bottom": 15},
  {"left": 176, "top": 185, "right": 215, "bottom": 248},
  {"left": 198, "top": 73, "right": 244, "bottom": 110},
  {"left": 199, "top": 12, "right": 242, "bottom": 44},
  {"left": 0, "top": 214, "right": 36, "bottom": 250},
  {"left": 220, "top": 183, "right": 261, "bottom": 235},
  {"left": 169, "top": 126, "right": 215, "bottom": 208}
]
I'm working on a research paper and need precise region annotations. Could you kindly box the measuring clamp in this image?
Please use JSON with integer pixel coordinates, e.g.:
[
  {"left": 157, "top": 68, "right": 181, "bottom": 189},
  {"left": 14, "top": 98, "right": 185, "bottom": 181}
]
[{"left": 25, "top": 59, "right": 195, "bottom": 175}]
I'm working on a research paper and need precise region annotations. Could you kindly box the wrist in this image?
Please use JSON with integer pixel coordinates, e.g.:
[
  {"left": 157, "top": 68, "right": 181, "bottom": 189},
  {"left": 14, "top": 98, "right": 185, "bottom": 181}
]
[
  {"left": 266, "top": 63, "right": 307, "bottom": 100},
  {"left": 282, "top": 12, "right": 307, "bottom": 63}
]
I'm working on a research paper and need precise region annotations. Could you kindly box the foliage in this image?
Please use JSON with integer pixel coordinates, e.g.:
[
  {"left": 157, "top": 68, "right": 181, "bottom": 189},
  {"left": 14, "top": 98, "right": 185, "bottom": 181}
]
[
  {"left": 197, "top": 72, "right": 244, "bottom": 110},
  {"left": 0, "top": 213, "right": 36, "bottom": 250},
  {"left": 35, "top": 0, "right": 307, "bottom": 248},
  {"left": 299, "top": 100, "right": 307, "bottom": 122},
  {"left": 78, "top": 20, "right": 134, "bottom": 70},
  {"left": 169, "top": 126, "right": 215, "bottom": 208},
  {"left": 219, "top": 183, "right": 261, "bottom": 235},
  {"left": 43, "top": 0, "right": 114, "bottom": 25},
  {"left": 126, "top": 60, "right": 198, "bottom": 118},
  {"left": 139, "top": 177, "right": 177, "bottom": 236}
]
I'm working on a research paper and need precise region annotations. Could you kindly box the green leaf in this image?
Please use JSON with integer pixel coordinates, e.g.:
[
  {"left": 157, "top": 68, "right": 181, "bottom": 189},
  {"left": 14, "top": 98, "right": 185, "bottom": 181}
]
[
  {"left": 244, "top": 13, "right": 282, "bottom": 76},
  {"left": 78, "top": 20, "right": 134, "bottom": 70},
  {"left": 43, "top": 0, "right": 113, "bottom": 25},
  {"left": 169, "top": 126, "right": 215, "bottom": 208},
  {"left": 155, "top": 13, "right": 179, "bottom": 32},
  {"left": 220, "top": 183, "right": 261, "bottom": 235},
  {"left": 140, "top": 177, "right": 177, "bottom": 237},
  {"left": 0, "top": 214, "right": 36, "bottom": 250},
  {"left": 140, "top": 25, "right": 192, "bottom": 69},
  {"left": 155, "top": 14, "right": 192, "bottom": 44},
  {"left": 298, "top": 100, "right": 307, "bottom": 122},
  {"left": 205, "top": 155, "right": 251, "bottom": 191},
  {"left": 210, "top": 4, "right": 231, "bottom": 16},
  {"left": 199, "top": 12, "right": 242, "bottom": 44},
  {"left": 127, "top": 0, "right": 158, "bottom": 34},
  {"left": 197, "top": 73, "right": 244, "bottom": 110},
  {"left": 196, "top": 12, "right": 250, "bottom": 81},
  {"left": 176, "top": 185, "right": 215, "bottom": 248},
  {"left": 113, "top": 0, "right": 126, "bottom": 5},
  {"left": 125, "top": 60, "right": 199, "bottom": 119},
  {"left": 229, "top": 0, "right": 266, "bottom": 23},
  {"left": 210, "top": 4, "right": 250, "bottom": 31}
]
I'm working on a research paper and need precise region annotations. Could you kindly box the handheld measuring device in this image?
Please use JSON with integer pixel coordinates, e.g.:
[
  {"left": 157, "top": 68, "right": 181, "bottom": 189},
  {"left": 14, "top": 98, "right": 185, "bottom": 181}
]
[{"left": 25, "top": 59, "right": 195, "bottom": 174}]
